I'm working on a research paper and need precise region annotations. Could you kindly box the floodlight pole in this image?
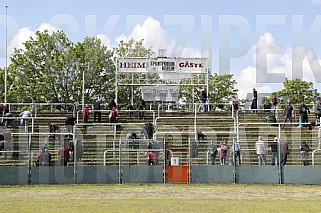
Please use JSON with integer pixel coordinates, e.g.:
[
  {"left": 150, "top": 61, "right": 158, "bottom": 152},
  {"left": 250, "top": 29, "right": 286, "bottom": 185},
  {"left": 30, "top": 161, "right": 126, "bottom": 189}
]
[
  {"left": 77, "top": 62, "right": 90, "bottom": 110},
  {"left": 5, "top": 5, "right": 8, "bottom": 103}
]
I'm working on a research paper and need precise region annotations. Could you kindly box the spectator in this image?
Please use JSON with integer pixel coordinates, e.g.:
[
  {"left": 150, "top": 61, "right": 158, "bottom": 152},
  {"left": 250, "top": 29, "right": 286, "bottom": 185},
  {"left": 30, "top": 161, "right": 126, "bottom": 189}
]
[
  {"left": 4, "top": 111, "right": 15, "bottom": 128},
  {"left": 232, "top": 101, "right": 239, "bottom": 113},
  {"left": 208, "top": 140, "right": 217, "bottom": 165},
  {"left": 279, "top": 138, "right": 289, "bottom": 166},
  {"left": 145, "top": 151, "right": 156, "bottom": 165},
  {"left": 219, "top": 139, "right": 229, "bottom": 165},
  {"left": 65, "top": 115, "right": 76, "bottom": 134},
  {"left": 271, "top": 94, "right": 278, "bottom": 116},
  {"left": 48, "top": 122, "right": 61, "bottom": 143},
  {"left": 231, "top": 141, "right": 242, "bottom": 166},
  {"left": 136, "top": 96, "right": 146, "bottom": 120},
  {"left": 109, "top": 107, "right": 118, "bottom": 124},
  {"left": 198, "top": 89, "right": 208, "bottom": 112},
  {"left": 299, "top": 102, "right": 310, "bottom": 128},
  {"left": 82, "top": 105, "right": 89, "bottom": 128},
  {"left": 41, "top": 138, "right": 49, "bottom": 153},
  {"left": 41, "top": 148, "right": 52, "bottom": 166},
  {"left": 251, "top": 88, "right": 258, "bottom": 112},
  {"left": 126, "top": 104, "right": 134, "bottom": 117},
  {"left": 108, "top": 98, "right": 117, "bottom": 110},
  {"left": 269, "top": 137, "right": 279, "bottom": 166},
  {"left": 126, "top": 131, "right": 139, "bottom": 149},
  {"left": 58, "top": 143, "right": 71, "bottom": 166},
  {"left": 282, "top": 101, "right": 294, "bottom": 128},
  {"left": 256, "top": 136, "right": 267, "bottom": 165},
  {"left": 299, "top": 142, "right": 310, "bottom": 166},
  {"left": 93, "top": 99, "right": 102, "bottom": 123},
  {"left": 19, "top": 110, "right": 32, "bottom": 131},
  {"left": 315, "top": 98, "right": 321, "bottom": 125},
  {"left": 140, "top": 123, "right": 154, "bottom": 140}
]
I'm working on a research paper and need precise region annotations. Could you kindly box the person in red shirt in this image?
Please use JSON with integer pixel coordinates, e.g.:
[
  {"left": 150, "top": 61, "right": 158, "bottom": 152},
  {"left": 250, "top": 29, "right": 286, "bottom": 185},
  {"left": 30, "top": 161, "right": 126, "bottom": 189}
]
[
  {"left": 82, "top": 105, "right": 89, "bottom": 128},
  {"left": 58, "top": 145, "right": 70, "bottom": 166},
  {"left": 145, "top": 151, "right": 156, "bottom": 165},
  {"left": 219, "top": 139, "right": 229, "bottom": 165}
]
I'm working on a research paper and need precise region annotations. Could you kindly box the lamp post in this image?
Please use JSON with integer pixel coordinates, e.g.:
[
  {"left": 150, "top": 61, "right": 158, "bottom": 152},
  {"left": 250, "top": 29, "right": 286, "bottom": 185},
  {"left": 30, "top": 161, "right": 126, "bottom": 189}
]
[
  {"left": 5, "top": 5, "right": 8, "bottom": 103},
  {"left": 77, "top": 62, "right": 90, "bottom": 110}
]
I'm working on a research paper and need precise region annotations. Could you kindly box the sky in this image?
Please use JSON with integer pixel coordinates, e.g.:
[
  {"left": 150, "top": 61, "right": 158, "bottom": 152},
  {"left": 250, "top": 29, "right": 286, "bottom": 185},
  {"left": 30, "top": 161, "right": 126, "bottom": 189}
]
[{"left": 0, "top": 0, "right": 321, "bottom": 100}]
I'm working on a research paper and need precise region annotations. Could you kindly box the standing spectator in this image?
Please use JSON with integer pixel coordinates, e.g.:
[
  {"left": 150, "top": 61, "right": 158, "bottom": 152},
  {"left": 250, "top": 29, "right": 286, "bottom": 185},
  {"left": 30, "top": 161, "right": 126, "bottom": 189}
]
[
  {"left": 19, "top": 110, "right": 32, "bottom": 131},
  {"left": 208, "top": 140, "right": 217, "bottom": 165},
  {"left": 109, "top": 107, "right": 118, "bottom": 124},
  {"left": 269, "top": 137, "right": 279, "bottom": 166},
  {"left": 93, "top": 99, "right": 102, "bottom": 123},
  {"left": 82, "top": 105, "right": 89, "bottom": 128},
  {"left": 219, "top": 139, "right": 229, "bottom": 165},
  {"left": 136, "top": 96, "right": 146, "bottom": 120},
  {"left": 41, "top": 148, "right": 52, "bottom": 166},
  {"left": 231, "top": 141, "right": 242, "bottom": 166},
  {"left": 271, "top": 94, "right": 278, "bottom": 120},
  {"left": 299, "top": 102, "right": 310, "bottom": 128},
  {"left": 315, "top": 98, "right": 321, "bottom": 125},
  {"left": 58, "top": 143, "right": 70, "bottom": 166},
  {"left": 251, "top": 88, "right": 258, "bottom": 112},
  {"left": 279, "top": 138, "right": 289, "bottom": 166},
  {"left": 282, "top": 101, "right": 294, "bottom": 128},
  {"left": 198, "top": 89, "right": 208, "bottom": 112},
  {"left": 299, "top": 142, "right": 310, "bottom": 166},
  {"left": 256, "top": 136, "right": 267, "bottom": 165},
  {"left": 108, "top": 98, "right": 117, "bottom": 110},
  {"left": 65, "top": 115, "right": 76, "bottom": 134}
]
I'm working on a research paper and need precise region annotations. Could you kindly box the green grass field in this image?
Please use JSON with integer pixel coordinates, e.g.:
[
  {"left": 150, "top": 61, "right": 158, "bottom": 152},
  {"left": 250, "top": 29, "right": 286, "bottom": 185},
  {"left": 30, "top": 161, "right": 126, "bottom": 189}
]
[{"left": 0, "top": 184, "right": 319, "bottom": 212}]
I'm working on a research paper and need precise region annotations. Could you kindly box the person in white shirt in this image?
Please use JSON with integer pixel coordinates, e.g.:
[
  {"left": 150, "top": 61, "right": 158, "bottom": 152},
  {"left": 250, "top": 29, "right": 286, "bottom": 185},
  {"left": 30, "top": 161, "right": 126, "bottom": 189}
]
[
  {"left": 255, "top": 136, "right": 267, "bottom": 165},
  {"left": 19, "top": 110, "right": 32, "bottom": 131}
]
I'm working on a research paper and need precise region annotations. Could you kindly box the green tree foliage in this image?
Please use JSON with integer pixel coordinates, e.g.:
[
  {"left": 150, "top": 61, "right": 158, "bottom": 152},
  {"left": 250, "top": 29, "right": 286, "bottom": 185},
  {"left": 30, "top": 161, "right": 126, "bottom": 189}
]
[
  {"left": 113, "top": 38, "right": 156, "bottom": 106},
  {"left": 179, "top": 73, "right": 238, "bottom": 105},
  {"left": 9, "top": 30, "right": 114, "bottom": 104},
  {"left": 208, "top": 73, "right": 238, "bottom": 104},
  {"left": 276, "top": 78, "right": 319, "bottom": 105}
]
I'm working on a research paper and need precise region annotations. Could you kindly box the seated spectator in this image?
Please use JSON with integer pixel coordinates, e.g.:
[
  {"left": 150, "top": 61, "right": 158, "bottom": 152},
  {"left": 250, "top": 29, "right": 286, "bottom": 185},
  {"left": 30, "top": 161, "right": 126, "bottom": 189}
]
[
  {"left": 145, "top": 151, "right": 156, "bottom": 165},
  {"left": 48, "top": 122, "right": 61, "bottom": 142},
  {"left": 126, "top": 132, "right": 139, "bottom": 149},
  {"left": 126, "top": 104, "right": 134, "bottom": 117}
]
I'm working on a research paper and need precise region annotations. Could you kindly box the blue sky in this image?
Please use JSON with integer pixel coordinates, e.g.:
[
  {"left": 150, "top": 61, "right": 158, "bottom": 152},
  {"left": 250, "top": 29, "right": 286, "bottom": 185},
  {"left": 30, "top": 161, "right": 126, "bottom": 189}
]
[{"left": 1, "top": 0, "right": 321, "bottom": 99}]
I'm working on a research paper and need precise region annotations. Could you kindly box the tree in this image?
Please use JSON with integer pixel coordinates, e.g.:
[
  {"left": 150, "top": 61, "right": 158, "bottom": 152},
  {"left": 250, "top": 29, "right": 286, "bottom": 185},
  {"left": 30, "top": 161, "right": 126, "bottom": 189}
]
[
  {"left": 276, "top": 78, "right": 319, "bottom": 105},
  {"left": 179, "top": 73, "right": 238, "bottom": 107},
  {"left": 113, "top": 38, "right": 156, "bottom": 107},
  {"left": 208, "top": 73, "right": 238, "bottom": 104},
  {"left": 8, "top": 30, "right": 115, "bottom": 105}
]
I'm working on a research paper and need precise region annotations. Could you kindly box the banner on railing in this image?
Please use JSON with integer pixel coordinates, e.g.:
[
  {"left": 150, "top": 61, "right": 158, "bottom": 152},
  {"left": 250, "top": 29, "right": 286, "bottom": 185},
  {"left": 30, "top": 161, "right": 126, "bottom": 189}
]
[{"left": 141, "top": 85, "right": 179, "bottom": 102}]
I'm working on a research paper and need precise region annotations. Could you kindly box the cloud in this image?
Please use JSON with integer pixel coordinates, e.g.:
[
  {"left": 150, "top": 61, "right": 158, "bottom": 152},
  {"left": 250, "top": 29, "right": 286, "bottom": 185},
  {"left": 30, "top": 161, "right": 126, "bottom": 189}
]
[
  {"left": 96, "top": 34, "right": 112, "bottom": 49},
  {"left": 116, "top": 16, "right": 205, "bottom": 58},
  {"left": 8, "top": 27, "right": 35, "bottom": 55},
  {"left": 234, "top": 32, "right": 321, "bottom": 100},
  {"left": 8, "top": 23, "right": 59, "bottom": 56}
]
